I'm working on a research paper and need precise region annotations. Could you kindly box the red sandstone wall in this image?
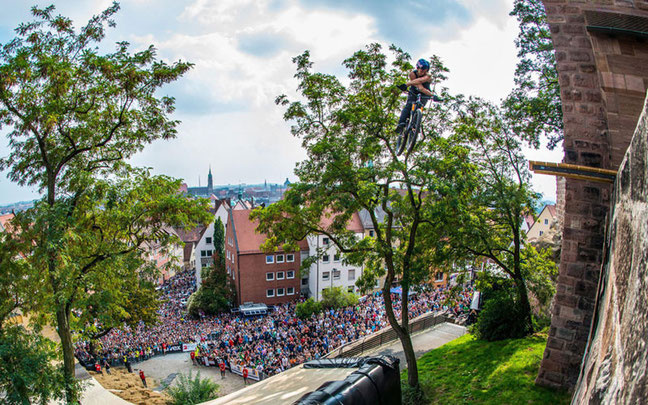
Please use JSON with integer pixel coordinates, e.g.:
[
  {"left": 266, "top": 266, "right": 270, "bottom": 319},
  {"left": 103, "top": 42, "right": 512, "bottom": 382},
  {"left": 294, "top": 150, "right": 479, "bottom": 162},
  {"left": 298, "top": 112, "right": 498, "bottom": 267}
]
[
  {"left": 538, "top": 0, "right": 648, "bottom": 391},
  {"left": 572, "top": 95, "right": 648, "bottom": 405}
]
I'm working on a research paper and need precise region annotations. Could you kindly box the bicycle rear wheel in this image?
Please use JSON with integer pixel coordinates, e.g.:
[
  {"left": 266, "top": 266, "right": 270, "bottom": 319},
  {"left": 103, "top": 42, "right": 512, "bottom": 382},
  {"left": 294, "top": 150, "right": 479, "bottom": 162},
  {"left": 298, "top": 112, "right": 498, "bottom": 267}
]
[{"left": 406, "top": 110, "right": 422, "bottom": 155}]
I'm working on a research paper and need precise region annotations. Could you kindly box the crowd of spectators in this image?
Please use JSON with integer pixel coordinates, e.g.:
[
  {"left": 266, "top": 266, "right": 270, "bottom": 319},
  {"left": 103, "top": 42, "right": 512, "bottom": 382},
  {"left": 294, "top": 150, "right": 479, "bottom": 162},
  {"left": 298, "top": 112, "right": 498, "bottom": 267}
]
[{"left": 75, "top": 269, "right": 473, "bottom": 379}]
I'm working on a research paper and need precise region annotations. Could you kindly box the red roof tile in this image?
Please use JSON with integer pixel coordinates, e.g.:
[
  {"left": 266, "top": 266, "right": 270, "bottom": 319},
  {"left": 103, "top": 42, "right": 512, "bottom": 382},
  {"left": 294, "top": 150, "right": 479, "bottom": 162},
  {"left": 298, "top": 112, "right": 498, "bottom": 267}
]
[
  {"left": 231, "top": 209, "right": 308, "bottom": 254},
  {"left": 319, "top": 210, "right": 364, "bottom": 233},
  {"left": 0, "top": 213, "right": 15, "bottom": 233},
  {"left": 175, "top": 226, "right": 207, "bottom": 244}
]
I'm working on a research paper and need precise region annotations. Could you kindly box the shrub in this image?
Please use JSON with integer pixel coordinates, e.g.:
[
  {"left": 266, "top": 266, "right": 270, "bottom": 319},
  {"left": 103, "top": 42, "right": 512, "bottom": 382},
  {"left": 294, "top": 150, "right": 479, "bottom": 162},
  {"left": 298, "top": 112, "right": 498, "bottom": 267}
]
[
  {"left": 166, "top": 371, "right": 219, "bottom": 405},
  {"left": 295, "top": 298, "right": 322, "bottom": 319},
  {"left": 472, "top": 287, "right": 530, "bottom": 341},
  {"left": 321, "top": 286, "right": 359, "bottom": 309}
]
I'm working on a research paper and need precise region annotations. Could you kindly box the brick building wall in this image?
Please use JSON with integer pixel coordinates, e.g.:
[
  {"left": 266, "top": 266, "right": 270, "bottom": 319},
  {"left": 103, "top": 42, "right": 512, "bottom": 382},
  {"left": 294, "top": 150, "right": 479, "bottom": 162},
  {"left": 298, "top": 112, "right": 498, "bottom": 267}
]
[
  {"left": 225, "top": 208, "right": 302, "bottom": 306},
  {"left": 236, "top": 252, "right": 300, "bottom": 305},
  {"left": 538, "top": 0, "right": 648, "bottom": 390}
]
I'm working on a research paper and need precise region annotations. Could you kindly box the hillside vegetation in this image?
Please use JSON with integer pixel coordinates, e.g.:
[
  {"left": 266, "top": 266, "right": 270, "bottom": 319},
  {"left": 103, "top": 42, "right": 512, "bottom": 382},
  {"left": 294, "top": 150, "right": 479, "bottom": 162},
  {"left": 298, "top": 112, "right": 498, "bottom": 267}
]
[{"left": 405, "top": 331, "right": 571, "bottom": 404}]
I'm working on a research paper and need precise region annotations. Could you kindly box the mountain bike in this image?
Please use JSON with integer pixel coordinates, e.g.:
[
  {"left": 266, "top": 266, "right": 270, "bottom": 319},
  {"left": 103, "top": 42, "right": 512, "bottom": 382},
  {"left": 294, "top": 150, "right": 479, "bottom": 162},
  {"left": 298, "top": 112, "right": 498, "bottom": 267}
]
[{"left": 395, "top": 85, "right": 441, "bottom": 156}]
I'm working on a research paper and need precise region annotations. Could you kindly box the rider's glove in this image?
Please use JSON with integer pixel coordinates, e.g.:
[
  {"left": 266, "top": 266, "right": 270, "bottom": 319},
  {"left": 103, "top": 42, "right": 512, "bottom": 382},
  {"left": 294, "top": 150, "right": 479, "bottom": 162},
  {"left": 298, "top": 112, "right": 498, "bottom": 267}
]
[{"left": 432, "top": 95, "right": 443, "bottom": 102}]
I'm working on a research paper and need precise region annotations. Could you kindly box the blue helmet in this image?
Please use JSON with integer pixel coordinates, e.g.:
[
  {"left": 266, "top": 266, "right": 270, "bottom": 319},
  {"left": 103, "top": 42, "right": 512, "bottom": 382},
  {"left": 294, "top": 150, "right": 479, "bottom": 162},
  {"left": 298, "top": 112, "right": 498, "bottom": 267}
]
[{"left": 416, "top": 58, "right": 430, "bottom": 71}]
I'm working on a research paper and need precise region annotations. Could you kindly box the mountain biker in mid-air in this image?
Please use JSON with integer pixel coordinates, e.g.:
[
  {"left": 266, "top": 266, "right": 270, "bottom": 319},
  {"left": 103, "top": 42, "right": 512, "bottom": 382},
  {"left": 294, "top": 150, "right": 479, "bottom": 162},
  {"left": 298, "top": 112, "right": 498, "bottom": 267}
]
[{"left": 396, "top": 58, "right": 442, "bottom": 134}]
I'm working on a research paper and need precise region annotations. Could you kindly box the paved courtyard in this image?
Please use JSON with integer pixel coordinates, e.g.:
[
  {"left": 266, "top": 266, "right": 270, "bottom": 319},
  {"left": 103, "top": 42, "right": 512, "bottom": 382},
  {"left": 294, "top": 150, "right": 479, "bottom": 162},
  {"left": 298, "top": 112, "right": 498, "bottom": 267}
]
[{"left": 134, "top": 352, "right": 251, "bottom": 397}]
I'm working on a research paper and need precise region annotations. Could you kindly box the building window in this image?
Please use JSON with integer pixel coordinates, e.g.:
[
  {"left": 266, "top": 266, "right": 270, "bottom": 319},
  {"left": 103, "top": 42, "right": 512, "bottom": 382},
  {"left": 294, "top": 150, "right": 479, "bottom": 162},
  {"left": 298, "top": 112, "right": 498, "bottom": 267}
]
[
  {"left": 333, "top": 253, "right": 340, "bottom": 262},
  {"left": 266, "top": 255, "right": 274, "bottom": 264},
  {"left": 302, "top": 278, "right": 308, "bottom": 286},
  {"left": 276, "top": 254, "right": 284, "bottom": 263},
  {"left": 206, "top": 237, "right": 212, "bottom": 244},
  {"left": 322, "top": 254, "right": 330, "bottom": 263},
  {"left": 266, "top": 289, "right": 274, "bottom": 297},
  {"left": 207, "top": 250, "right": 213, "bottom": 257},
  {"left": 322, "top": 237, "right": 329, "bottom": 245},
  {"left": 348, "top": 269, "right": 355, "bottom": 280},
  {"left": 322, "top": 271, "right": 330, "bottom": 281},
  {"left": 544, "top": 219, "right": 549, "bottom": 225},
  {"left": 201, "top": 250, "right": 207, "bottom": 257},
  {"left": 226, "top": 251, "right": 230, "bottom": 260},
  {"left": 286, "top": 254, "right": 295, "bottom": 262},
  {"left": 277, "top": 271, "right": 285, "bottom": 280},
  {"left": 333, "top": 269, "right": 341, "bottom": 280},
  {"left": 287, "top": 287, "right": 295, "bottom": 295},
  {"left": 539, "top": 231, "right": 544, "bottom": 236},
  {"left": 287, "top": 270, "right": 295, "bottom": 279},
  {"left": 277, "top": 288, "right": 285, "bottom": 296},
  {"left": 369, "top": 230, "right": 375, "bottom": 237},
  {"left": 266, "top": 272, "right": 274, "bottom": 281},
  {"left": 435, "top": 272, "right": 444, "bottom": 282}
]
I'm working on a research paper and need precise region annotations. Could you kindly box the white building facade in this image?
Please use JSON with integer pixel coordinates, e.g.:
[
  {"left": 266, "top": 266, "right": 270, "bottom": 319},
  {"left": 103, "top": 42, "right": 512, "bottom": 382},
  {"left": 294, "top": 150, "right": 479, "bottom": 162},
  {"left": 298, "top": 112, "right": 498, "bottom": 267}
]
[
  {"left": 304, "top": 212, "right": 365, "bottom": 301},
  {"left": 195, "top": 200, "right": 229, "bottom": 285}
]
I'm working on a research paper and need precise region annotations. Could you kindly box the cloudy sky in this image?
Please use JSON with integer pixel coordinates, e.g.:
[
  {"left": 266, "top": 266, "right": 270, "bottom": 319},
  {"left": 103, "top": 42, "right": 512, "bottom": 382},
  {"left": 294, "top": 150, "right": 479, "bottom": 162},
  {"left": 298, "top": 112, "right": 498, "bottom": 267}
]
[{"left": 0, "top": 0, "right": 561, "bottom": 206}]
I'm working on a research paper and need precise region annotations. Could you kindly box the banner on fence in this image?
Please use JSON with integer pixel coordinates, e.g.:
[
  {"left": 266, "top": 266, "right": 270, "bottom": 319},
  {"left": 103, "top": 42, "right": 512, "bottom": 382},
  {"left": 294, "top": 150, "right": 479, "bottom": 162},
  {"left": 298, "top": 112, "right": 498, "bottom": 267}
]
[
  {"left": 182, "top": 343, "right": 197, "bottom": 352},
  {"left": 167, "top": 345, "right": 182, "bottom": 353},
  {"left": 230, "top": 364, "right": 261, "bottom": 381}
]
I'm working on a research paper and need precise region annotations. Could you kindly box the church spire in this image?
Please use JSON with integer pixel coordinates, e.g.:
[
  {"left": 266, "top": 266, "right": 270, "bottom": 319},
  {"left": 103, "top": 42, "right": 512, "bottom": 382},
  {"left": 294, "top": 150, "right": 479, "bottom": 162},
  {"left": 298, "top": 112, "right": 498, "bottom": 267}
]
[{"left": 207, "top": 165, "right": 213, "bottom": 194}]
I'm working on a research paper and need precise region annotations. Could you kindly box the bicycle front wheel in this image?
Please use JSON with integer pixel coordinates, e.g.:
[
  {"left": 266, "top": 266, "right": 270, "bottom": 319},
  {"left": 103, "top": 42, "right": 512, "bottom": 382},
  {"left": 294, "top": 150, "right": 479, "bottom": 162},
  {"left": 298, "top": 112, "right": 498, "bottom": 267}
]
[
  {"left": 396, "top": 127, "right": 408, "bottom": 156},
  {"left": 406, "top": 110, "right": 422, "bottom": 155}
]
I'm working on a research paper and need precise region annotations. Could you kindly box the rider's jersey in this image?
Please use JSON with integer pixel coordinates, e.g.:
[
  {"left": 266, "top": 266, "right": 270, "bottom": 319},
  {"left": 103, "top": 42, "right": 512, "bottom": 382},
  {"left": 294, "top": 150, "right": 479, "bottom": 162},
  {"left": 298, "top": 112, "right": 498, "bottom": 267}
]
[{"left": 408, "top": 69, "right": 431, "bottom": 96}]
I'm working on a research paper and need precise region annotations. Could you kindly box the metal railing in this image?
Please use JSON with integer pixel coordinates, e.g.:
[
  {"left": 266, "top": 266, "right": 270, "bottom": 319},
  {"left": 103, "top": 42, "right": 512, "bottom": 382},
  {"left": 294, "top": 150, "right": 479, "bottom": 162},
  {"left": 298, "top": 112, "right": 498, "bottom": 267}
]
[{"left": 324, "top": 310, "right": 452, "bottom": 359}]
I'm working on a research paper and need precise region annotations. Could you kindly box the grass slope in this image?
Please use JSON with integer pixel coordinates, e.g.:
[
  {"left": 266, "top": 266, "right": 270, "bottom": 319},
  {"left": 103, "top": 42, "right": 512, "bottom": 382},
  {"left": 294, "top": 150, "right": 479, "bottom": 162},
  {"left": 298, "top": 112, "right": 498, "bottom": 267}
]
[{"left": 408, "top": 331, "right": 571, "bottom": 404}]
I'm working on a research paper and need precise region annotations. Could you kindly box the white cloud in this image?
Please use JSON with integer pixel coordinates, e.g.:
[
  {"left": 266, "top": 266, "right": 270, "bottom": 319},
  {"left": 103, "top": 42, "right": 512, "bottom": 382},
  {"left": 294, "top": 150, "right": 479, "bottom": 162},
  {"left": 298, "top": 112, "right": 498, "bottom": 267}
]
[
  {"left": 0, "top": 0, "right": 563, "bottom": 204},
  {"left": 424, "top": 15, "right": 518, "bottom": 103}
]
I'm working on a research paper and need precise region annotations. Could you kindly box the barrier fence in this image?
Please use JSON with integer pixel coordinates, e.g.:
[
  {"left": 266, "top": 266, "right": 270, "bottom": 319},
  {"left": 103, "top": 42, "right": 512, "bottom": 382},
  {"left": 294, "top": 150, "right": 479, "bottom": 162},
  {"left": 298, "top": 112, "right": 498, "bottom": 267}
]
[{"left": 324, "top": 311, "right": 452, "bottom": 359}]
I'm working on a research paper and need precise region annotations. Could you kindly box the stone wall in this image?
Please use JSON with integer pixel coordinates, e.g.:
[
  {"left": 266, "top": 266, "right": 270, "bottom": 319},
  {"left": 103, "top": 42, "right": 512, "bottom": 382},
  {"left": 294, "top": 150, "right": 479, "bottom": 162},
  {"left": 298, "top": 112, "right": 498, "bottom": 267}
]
[
  {"left": 571, "top": 95, "right": 648, "bottom": 404},
  {"left": 538, "top": 0, "right": 648, "bottom": 390}
]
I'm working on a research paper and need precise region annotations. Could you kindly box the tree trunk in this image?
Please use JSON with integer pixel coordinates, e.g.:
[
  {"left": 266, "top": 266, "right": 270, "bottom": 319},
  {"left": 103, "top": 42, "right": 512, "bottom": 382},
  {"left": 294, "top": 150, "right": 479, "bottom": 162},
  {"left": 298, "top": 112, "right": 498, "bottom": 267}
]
[
  {"left": 56, "top": 305, "right": 79, "bottom": 404},
  {"left": 382, "top": 280, "right": 419, "bottom": 388},
  {"left": 516, "top": 279, "right": 533, "bottom": 333}
]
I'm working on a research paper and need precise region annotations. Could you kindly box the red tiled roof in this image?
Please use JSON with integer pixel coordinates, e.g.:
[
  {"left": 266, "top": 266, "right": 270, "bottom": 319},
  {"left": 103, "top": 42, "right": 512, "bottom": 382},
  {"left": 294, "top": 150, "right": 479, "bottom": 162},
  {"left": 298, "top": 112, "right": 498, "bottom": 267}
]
[
  {"left": 319, "top": 210, "right": 364, "bottom": 233},
  {"left": 231, "top": 209, "right": 308, "bottom": 254},
  {"left": 183, "top": 243, "right": 194, "bottom": 263},
  {"left": 175, "top": 226, "right": 207, "bottom": 243},
  {"left": 524, "top": 214, "right": 535, "bottom": 229},
  {"left": 0, "top": 213, "right": 15, "bottom": 233},
  {"left": 546, "top": 204, "right": 557, "bottom": 218}
]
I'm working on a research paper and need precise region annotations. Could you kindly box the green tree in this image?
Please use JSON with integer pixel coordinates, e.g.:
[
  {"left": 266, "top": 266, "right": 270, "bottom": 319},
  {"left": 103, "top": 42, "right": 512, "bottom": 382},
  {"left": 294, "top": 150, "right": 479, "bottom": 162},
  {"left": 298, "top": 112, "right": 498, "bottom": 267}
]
[
  {"left": 213, "top": 216, "right": 225, "bottom": 262},
  {"left": 439, "top": 97, "right": 542, "bottom": 335},
  {"left": 0, "top": 325, "right": 69, "bottom": 405},
  {"left": 166, "top": 371, "right": 219, "bottom": 405},
  {"left": 504, "top": 0, "right": 562, "bottom": 149},
  {"left": 0, "top": 4, "right": 208, "bottom": 401},
  {"left": 521, "top": 244, "right": 558, "bottom": 320},
  {"left": 189, "top": 216, "right": 235, "bottom": 316},
  {"left": 252, "top": 44, "right": 473, "bottom": 392},
  {"left": 295, "top": 297, "right": 322, "bottom": 319},
  {"left": 0, "top": 220, "right": 68, "bottom": 405},
  {"left": 321, "top": 286, "right": 359, "bottom": 309}
]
